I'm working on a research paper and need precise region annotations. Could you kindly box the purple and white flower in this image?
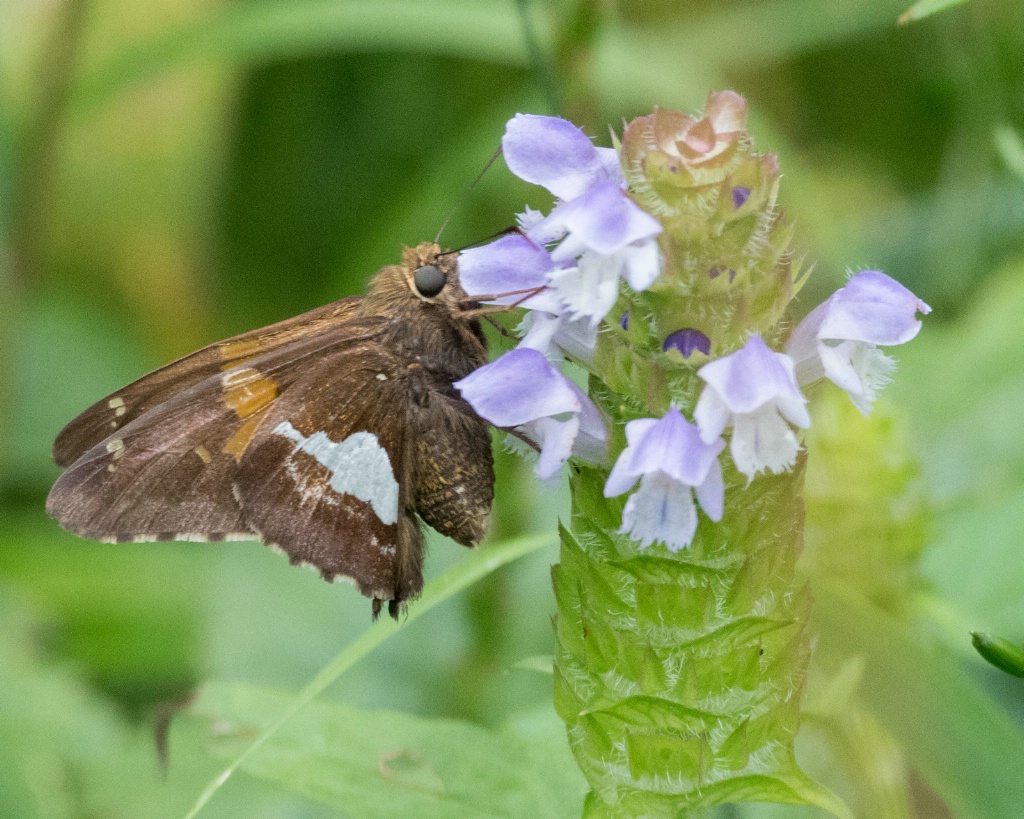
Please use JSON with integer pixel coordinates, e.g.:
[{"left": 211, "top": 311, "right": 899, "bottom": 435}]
[
  {"left": 694, "top": 335, "right": 810, "bottom": 479},
  {"left": 604, "top": 408, "right": 725, "bottom": 551},
  {"left": 786, "top": 270, "right": 931, "bottom": 415},
  {"left": 541, "top": 181, "right": 663, "bottom": 321},
  {"left": 459, "top": 114, "right": 664, "bottom": 327},
  {"left": 454, "top": 348, "right": 606, "bottom": 479}
]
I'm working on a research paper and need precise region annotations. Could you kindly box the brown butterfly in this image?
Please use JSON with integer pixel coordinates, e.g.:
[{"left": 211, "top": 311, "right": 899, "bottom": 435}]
[{"left": 47, "top": 243, "right": 495, "bottom": 619}]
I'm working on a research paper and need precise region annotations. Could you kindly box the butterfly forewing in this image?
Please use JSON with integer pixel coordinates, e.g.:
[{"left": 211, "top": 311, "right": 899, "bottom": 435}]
[
  {"left": 47, "top": 315, "right": 386, "bottom": 543},
  {"left": 52, "top": 297, "right": 362, "bottom": 468}
]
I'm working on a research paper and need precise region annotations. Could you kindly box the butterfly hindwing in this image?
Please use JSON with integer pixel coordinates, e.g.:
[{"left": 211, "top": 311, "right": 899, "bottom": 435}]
[
  {"left": 232, "top": 344, "right": 422, "bottom": 607},
  {"left": 408, "top": 376, "right": 493, "bottom": 548}
]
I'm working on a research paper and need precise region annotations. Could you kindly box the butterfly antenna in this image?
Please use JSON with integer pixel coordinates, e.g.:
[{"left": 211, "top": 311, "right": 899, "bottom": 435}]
[{"left": 434, "top": 145, "right": 505, "bottom": 245}]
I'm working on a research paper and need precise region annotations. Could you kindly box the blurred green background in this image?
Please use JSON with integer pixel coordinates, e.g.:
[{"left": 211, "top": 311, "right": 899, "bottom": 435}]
[{"left": 2, "top": 0, "right": 1024, "bottom": 816}]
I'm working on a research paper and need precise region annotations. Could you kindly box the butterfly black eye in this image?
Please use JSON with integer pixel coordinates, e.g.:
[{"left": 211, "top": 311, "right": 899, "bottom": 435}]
[{"left": 413, "top": 264, "right": 446, "bottom": 298}]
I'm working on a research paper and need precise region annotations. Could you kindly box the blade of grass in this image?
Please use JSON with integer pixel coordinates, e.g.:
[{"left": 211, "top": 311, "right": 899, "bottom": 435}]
[
  {"left": 182, "top": 531, "right": 555, "bottom": 819},
  {"left": 898, "top": 0, "right": 972, "bottom": 25}
]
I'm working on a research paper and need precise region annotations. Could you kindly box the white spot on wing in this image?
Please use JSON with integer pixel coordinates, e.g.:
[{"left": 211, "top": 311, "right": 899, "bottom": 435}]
[
  {"left": 273, "top": 421, "right": 399, "bottom": 525},
  {"left": 221, "top": 367, "right": 260, "bottom": 389},
  {"left": 108, "top": 396, "right": 127, "bottom": 417}
]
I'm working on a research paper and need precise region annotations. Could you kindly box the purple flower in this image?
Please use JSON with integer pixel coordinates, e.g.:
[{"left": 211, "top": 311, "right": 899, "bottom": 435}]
[
  {"left": 503, "top": 114, "right": 623, "bottom": 200},
  {"left": 498, "top": 114, "right": 665, "bottom": 323},
  {"left": 786, "top": 270, "right": 931, "bottom": 415},
  {"left": 604, "top": 408, "right": 725, "bottom": 551},
  {"left": 694, "top": 335, "right": 810, "bottom": 479},
  {"left": 454, "top": 348, "right": 606, "bottom": 479},
  {"left": 458, "top": 234, "right": 563, "bottom": 313},
  {"left": 663, "top": 328, "right": 711, "bottom": 359},
  {"left": 732, "top": 186, "right": 751, "bottom": 209},
  {"left": 540, "top": 182, "right": 663, "bottom": 321}
]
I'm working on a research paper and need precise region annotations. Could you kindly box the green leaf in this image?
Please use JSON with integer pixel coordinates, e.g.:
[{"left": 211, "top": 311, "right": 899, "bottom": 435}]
[
  {"left": 971, "top": 632, "right": 1024, "bottom": 679},
  {"left": 898, "top": 0, "right": 972, "bottom": 25},
  {"left": 191, "top": 682, "right": 586, "bottom": 818},
  {"left": 183, "top": 531, "right": 554, "bottom": 818}
]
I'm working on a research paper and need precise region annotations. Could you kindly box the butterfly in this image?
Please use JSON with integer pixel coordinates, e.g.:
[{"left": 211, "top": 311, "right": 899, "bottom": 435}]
[{"left": 47, "top": 243, "right": 495, "bottom": 619}]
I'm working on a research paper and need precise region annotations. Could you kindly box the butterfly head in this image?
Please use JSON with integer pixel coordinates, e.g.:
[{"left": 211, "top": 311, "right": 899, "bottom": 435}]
[
  {"left": 366, "top": 242, "right": 478, "bottom": 323},
  {"left": 400, "top": 242, "right": 465, "bottom": 305}
]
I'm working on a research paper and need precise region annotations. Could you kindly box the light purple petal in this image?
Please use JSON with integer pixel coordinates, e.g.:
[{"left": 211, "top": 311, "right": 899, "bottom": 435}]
[
  {"left": 515, "top": 205, "right": 564, "bottom": 243},
  {"left": 458, "top": 235, "right": 562, "bottom": 312},
  {"left": 693, "top": 385, "right": 731, "bottom": 444},
  {"left": 571, "top": 427, "right": 608, "bottom": 465},
  {"left": 595, "top": 146, "right": 625, "bottom": 187},
  {"left": 818, "top": 270, "right": 931, "bottom": 346},
  {"left": 454, "top": 348, "right": 579, "bottom": 427},
  {"left": 785, "top": 301, "right": 828, "bottom": 369},
  {"left": 503, "top": 114, "right": 611, "bottom": 200},
  {"left": 820, "top": 341, "right": 897, "bottom": 416},
  {"left": 730, "top": 406, "right": 801, "bottom": 478},
  {"left": 521, "top": 209, "right": 570, "bottom": 246},
  {"left": 516, "top": 311, "right": 562, "bottom": 361},
  {"left": 697, "top": 335, "right": 806, "bottom": 417},
  {"left": 817, "top": 341, "right": 864, "bottom": 395},
  {"left": 548, "top": 252, "right": 621, "bottom": 324},
  {"left": 629, "top": 407, "right": 724, "bottom": 487},
  {"left": 546, "top": 182, "right": 662, "bottom": 256},
  {"left": 620, "top": 238, "right": 662, "bottom": 291},
  {"left": 694, "top": 457, "right": 724, "bottom": 522},
  {"left": 565, "top": 379, "right": 607, "bottom": 443},
  {"left": 548, "top": 230, "right": 587, "bottom": 265},
  {"left": 528, "top": 415, "right": 579, "bottom": 479},
  {"left": 604, "top": 409, "right": 723, "bottom": 501},
  {"left": 553, "top": 314, "right": 598, "bottom": 363},
  {"left": 620, "top": 472, "right": 698, "bottom": 551},
  {"left": 517, "top": 311, "right": 597, "bottom": 364},
  {"left": 624, "top": 417, "right": 660, "bottom": 448},
  {"left": 605, "top": 449, "right": 640, "bottom": 497},
  {"left": 774, "top": 387, "right": 812, "bottom": 430},
  {"left": 604, "top": 416, "right": 661, "bottom": 498}
]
